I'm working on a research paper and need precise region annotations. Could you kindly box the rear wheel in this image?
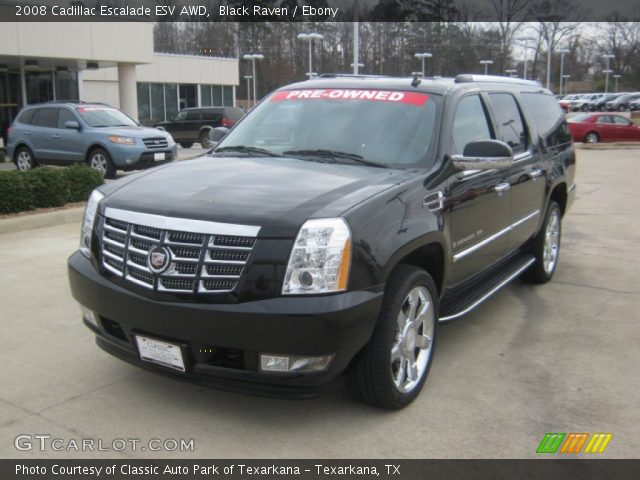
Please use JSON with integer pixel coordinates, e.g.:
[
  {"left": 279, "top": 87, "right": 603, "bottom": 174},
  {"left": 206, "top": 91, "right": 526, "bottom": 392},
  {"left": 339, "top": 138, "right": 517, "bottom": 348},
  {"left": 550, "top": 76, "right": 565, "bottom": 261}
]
[
  {"left": 14, "top": 146, "right": 36, "bottom": 171},
  {"left": 199, "top": 130, "right": 212, "bottom": 148},
  {"left": 348, "top": 265, "right": 437, "bottom": 410},
  {"left": 584, "top": 132, "right": 599, "bottom": 144},
  {"left": 523, "top": 201, "right": 562, "bottom": 284},
  {"left": 88, "top": 148, "right": 116, "bottom": 179},
  {"left": 619, "top": 105, "right": 626, "bottom": 112},
  {"left": 180, "top": 142, "right": 193, "bottom": 148}
]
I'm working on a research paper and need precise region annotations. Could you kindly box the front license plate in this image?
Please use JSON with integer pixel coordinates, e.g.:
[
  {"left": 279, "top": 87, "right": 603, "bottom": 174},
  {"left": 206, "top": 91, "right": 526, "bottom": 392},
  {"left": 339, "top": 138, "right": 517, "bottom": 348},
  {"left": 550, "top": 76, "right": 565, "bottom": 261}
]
[
  {"left": 153, "top": 152, "right": 166, "bottom": 161},
  {"left": 135, "top": 336, "right": 185, "bottom": 372}
]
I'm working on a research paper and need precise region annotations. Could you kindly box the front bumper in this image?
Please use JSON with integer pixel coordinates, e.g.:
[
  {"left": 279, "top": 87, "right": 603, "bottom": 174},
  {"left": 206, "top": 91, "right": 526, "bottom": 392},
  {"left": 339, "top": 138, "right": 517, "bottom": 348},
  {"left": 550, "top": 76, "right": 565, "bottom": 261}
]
[
  {"left": 68, "top": 252, "right": 382, "bottom": 397},
  {"left": 108, "top": 144, "right": 177, "bottom": 169}
]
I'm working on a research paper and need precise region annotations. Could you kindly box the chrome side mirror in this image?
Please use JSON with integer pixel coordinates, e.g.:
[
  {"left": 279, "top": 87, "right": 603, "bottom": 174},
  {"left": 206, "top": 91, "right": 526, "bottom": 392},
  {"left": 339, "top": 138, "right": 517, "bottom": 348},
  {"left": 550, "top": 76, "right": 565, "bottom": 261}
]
[{"left": 452, "top": 140, "right": 514, "bottom": 171}]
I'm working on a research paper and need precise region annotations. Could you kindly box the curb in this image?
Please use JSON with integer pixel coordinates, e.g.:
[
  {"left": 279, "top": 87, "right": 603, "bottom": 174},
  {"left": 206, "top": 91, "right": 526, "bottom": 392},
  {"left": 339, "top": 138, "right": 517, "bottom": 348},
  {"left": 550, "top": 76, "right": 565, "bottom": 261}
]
[
  {"left": 0, "top": 206, "right": 84, "bottom": 235},
  {"left": 575, "top": 142, "right": 640, "bottom": 150}
]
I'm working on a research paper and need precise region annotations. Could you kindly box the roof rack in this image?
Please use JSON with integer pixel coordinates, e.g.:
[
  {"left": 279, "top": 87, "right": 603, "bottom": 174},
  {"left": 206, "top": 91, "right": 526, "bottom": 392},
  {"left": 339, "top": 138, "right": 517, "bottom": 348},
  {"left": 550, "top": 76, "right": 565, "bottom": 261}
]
[
  {"left": 317, "top": 73, "right": 390, "bottom": 79},
  {"left": 454, "top": 74, "right": 542, "bottom": 87},
  {"left": 43, "top": 100, "right": 109, "bottom": 105}
]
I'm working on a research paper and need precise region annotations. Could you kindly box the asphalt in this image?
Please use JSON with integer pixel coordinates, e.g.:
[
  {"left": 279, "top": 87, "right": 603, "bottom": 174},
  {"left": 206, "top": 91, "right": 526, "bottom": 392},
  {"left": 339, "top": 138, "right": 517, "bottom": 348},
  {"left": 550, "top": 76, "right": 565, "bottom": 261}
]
[{"left": 0, "top": 148, "right": 638, "bottom": 459}]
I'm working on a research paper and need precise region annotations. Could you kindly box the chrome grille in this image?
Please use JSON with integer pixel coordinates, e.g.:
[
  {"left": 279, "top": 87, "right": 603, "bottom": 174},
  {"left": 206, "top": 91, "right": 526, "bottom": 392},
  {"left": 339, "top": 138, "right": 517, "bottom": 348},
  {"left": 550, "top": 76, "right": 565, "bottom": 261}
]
[
  {"left": 100, "top": 209, "right": 259, "bottom": 294},
  {"left": 143, "top": 137, "right": 169, "bottom": 149}
]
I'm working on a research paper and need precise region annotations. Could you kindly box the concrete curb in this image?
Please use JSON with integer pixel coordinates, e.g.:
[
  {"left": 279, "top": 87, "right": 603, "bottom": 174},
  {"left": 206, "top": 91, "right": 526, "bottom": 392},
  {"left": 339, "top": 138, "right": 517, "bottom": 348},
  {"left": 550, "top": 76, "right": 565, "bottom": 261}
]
[
  {"left": 0, "top": 206, "right": 84, "bottom": 235},
  {"left": 576, "top": 142, "right": 640, "bottom": 150}
]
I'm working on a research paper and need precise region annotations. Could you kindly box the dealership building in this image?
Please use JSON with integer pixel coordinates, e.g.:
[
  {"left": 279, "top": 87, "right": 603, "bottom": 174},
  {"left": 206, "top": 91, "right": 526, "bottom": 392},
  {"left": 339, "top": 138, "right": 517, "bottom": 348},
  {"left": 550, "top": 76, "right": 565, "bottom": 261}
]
[{"left": 0, "top": 21, "right": 239, "bottom": 137}]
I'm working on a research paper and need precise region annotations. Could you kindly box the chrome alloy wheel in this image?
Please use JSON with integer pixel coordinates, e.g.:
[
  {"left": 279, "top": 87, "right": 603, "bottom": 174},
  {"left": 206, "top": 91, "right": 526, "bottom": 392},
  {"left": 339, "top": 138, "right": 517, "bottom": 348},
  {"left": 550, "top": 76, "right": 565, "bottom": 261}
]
[
  {"left": 391, "top": 286, "right": 435, "bottom": 393},
  {"left": 543, "top": 209, "right": 561, "bottom": 275},
  {"left": 90, "top": 152, "right": 108, "bottom": 177},
  {"left": 16, "top": 150, "right": 33, "bottom": 171}
]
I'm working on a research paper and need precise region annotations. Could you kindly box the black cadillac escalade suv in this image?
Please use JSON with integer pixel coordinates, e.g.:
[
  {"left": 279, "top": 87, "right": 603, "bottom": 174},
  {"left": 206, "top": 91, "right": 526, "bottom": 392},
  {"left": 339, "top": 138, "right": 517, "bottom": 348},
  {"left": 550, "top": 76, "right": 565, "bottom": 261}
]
[{"left": 68, "top": 75, "right": 576, "bottom": 409}]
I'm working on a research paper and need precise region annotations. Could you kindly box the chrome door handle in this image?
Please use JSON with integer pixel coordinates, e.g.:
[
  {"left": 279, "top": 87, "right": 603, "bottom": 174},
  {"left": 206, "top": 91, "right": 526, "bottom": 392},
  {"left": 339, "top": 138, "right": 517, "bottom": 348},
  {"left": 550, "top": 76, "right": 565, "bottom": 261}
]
[
  {"left": 52, "top": 134, "right": 60, "bottom": 139},
  {"left": 494, "top": 183, "right": 511, "bottom": 194},
  {"left": 529, "top": 168, "right": 544, "bottom": 180},
  {"left": 25, "top": 130, "right": 32, "bottom": 135}
]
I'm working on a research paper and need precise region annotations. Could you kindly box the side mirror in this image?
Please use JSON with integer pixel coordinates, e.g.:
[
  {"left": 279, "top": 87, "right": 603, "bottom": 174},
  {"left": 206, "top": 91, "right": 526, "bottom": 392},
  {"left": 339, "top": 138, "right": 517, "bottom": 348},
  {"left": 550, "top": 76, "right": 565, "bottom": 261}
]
[
  {"left": 452, "top": 140, "right": 514, "bottom": 171},
  {"left": 208, "top": 126, "right": 229, "bottom": 145},
  {"left": 65, "top": 120, "right": 80, "bottom": 130}
]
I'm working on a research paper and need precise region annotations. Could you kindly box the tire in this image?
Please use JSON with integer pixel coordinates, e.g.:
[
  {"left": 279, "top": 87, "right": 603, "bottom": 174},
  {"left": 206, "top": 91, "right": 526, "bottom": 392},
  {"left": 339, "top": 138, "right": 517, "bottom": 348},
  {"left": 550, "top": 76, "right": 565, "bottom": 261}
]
[
  {"left": 87, "top": 148, "right": 116, "bottom": 179},
  {"left": 199, "top": 130, "right": 212, "bottom": 148},
  {"left": 348, "top": 265, "right": 438, "bottom": 410},
  {"left": 180, "top": 142, "right": 193, "bottom": 149},
  {"left": 584, "top": 132, "right": 599, "bottom": 144},
  {"left": 14, "top": 146, "right": 36, "bottom": 171},
  {"left": 581, "top": 104, "right": 588, "bottom": 112},
  {"left": 522, "top": 201, "right": 562, "bottom": 284},
  {"left": 619, "top": 105, "right": 626, "bottom": 112}
]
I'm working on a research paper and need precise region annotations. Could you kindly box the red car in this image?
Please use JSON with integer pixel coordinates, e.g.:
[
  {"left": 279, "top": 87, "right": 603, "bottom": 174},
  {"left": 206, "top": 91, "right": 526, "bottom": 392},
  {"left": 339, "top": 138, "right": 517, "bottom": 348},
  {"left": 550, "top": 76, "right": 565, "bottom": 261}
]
[{"left": 567, "top": 113, "right": 640, "bottom": 143}]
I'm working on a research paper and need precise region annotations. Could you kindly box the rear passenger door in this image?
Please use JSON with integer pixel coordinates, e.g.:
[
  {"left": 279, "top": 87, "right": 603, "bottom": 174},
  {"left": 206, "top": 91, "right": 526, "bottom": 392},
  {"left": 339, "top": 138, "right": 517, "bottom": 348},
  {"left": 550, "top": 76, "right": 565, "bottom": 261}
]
[
  {"left": 488, "top": 92, "right": 545, "bottom": 252},
  {"left": 184, "top": 110, "right": 203, "bottom": 140},
  {"left": 446, "top": 94, "right": 512, "bottom": 286},
  {"left": 30, "top": 107, "right": 59, "bottom": 161}
]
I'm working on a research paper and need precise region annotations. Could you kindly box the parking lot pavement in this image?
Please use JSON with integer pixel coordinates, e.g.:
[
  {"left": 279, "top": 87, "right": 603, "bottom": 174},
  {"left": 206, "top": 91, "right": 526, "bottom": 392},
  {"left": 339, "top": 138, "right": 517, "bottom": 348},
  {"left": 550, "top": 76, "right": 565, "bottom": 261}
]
[{"left": 0, "top": 148, "right": 638, "bottom": 459}]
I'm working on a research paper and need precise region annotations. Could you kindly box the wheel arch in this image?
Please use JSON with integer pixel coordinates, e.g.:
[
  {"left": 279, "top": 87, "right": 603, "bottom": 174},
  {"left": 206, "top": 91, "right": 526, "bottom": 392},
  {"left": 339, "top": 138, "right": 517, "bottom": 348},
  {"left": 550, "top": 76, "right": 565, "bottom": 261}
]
[{"left": 85, "top": 143, "right": 110, "bottom": 162}]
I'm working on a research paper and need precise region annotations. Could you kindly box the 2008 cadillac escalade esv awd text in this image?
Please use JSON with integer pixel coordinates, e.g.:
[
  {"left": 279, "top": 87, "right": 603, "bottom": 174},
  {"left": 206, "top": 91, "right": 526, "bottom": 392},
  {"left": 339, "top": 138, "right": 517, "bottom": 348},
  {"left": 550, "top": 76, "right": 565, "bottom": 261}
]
[{"left": 68, "top": 75, "right": 575, "bottom": 409}]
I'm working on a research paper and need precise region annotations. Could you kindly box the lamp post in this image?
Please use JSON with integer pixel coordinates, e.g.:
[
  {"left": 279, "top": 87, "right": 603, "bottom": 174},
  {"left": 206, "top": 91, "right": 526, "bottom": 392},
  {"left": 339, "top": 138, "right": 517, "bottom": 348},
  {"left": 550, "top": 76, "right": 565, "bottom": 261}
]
[
  {"left": 562, "top": 74, "right": 571, "bottom": 95},
  {"left": 505, "top": 69, "right": 517, "bottom": 78},
  {"left": 517, "top": 36, "right": 535, "bottom": 80},
  {"left": 242, "top": 53, "right": 264, "bottom": 107},
  {"left": 480, "top": 60, "right": 493, "bottom": 75},
  {"left": 558, "top": 49, "right": 570, "bottom": 95},
  {"left": 414, "top": 52, "right": 433, "bottom": 77},
  {"left": 602, "top": 54, "right": 614, "bottom": 93},
  {"left": 243, "top": 75, "right": 252, "bottom": 109},
  {"left": 613, "top": 74, "right": 621, "bottom": 93},
  {"left": 297, "top": 32, "right": 323, "bottom": 79}
]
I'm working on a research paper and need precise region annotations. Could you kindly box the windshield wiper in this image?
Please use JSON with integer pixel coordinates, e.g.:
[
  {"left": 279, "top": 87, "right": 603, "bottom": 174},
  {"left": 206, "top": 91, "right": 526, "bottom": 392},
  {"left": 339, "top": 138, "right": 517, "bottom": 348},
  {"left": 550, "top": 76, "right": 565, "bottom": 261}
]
[
  {"left": 213, "top": 145, "right": 280, "bottom": 157},
  {"left": 283, "top": 149, "right": 388, "bottom": 168}
]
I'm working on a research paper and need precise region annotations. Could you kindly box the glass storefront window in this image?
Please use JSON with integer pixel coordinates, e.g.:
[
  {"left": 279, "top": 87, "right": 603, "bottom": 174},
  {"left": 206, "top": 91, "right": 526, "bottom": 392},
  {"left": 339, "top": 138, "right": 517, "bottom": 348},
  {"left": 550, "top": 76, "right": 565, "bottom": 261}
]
[
  {"left": 137, "top": 83, "right": 150, "bottom": 124},
  {"left": 212, "top": 86, "right": 222, "bottom": 106},
  {"left": 179, "top": 84, "right": 197, "bottom": 110},
  {"left": 54, "top": 71, "right": 78, "bottom": 101},
  {"left": 223, "top": 86, "right": 234, "bottom": 106},
  {"left": 201, "top": 85, "right": 212, "bottom": 106},
  {"left": 165, "top": 83, "right": 178, "bottom": 120},
  {"left": 150, "top": 83, "right": 165, "bottom": 123},
  {"left": 25, "top": 71, "right": 54, "bottom": 104}
]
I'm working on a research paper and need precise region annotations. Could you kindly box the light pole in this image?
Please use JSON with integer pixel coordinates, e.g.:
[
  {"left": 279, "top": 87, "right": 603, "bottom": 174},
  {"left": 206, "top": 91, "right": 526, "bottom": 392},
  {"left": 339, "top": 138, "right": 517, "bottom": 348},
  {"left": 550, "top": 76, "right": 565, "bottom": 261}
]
[
  {"left": 602, "top": 54, "right": 614, "bottom": 93},
  {"left": 414, "top": 52, "right": 432, "bottom": 77},
  {"left": 243, "top": 53, "right": 264, "bottom": 107},
  {"left": 505, "top": 69, "right": 517, "bottom": 77},
  {"left": 517, "top": 36, "right": 535, "bottom": 80},
  {"left": 480, "top": 60, "right": 493, "bottom": 75},
  {"left": 243, "top": 75, "right": 252, "bottom": 109},
  {"left": 558, "top": 49, "right": 570, "bottom": 96},
  {"left": 562, "top": 75, "right": 571, "bottom": 95},
  {"left": 613, "top": 74, "right": 621, "bottom": 93},
  {"left": 297, "top": 32, "right": 323, "bottom": 79}
]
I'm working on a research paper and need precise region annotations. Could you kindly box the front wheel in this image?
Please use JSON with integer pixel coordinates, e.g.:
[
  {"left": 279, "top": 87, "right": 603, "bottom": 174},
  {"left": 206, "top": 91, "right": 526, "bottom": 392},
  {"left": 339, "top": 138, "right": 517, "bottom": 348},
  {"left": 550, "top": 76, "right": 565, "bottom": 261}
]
[
  {"left": 88, "top": 148, "right": 116, "bottom": 179},
  {"left": 348, "top": 265, "right": 437, "bottom": 409},
  {"left": 523, "top": 201, "right": 562, "bottom": 284}
]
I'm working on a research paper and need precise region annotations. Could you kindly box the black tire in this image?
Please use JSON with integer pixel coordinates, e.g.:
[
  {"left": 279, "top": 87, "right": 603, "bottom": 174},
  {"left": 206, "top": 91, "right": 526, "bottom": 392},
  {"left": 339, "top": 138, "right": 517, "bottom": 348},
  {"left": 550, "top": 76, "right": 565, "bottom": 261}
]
[
  {"left": 14, "top": 146, "right": 36, "bottom": 171},
  {"left": 87, "top": 148, "right": 116, "bottom": 179},
  {"left": 581, "top": 104, "right": 588, "bottom": 112},
  {"left": 619, "top": 105, "right": 626, "bottom": 112},
  {"left": 348, "top": 265, "right": 438, "bottom": 410},
  {"left": 199, "top": 130, "right": 212, "bottom": 148},
  {"left": 584, "top": 132, "right": 599, "bottom": 144},
  {"left": 522, "top": 201, "right": 562, "bottom": 284},
  {"left": 180, "top": 142, "right": 193, "bottom": 149}
]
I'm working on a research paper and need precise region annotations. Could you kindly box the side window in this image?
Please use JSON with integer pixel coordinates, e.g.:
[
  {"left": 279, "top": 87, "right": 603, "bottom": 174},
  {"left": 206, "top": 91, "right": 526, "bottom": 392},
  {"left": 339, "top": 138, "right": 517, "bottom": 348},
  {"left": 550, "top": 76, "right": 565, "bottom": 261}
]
[
  {"left": 613, "top": 116, "right": 631, "bottom": 126},
  {"left": 487, "top": 93, "right": 527, "bottom": 154},
  {"left": 33, "top": 108, "right": 59, "bottom": 128},
  {"left": 186, "top": 110, "right": 201, "bottom": 121},
  {"left": 203, "top": 109, "right": 222, "bottom": 121},
  {"left": 519, "top": 93, "right": 572, "bottom": 147},
  {"left": 175, "top": 111, "right": 188, "bottom": 122},
  {"left": 57, "top": 109, "right": 76, "bottom": 129},
  {"left": 17, "top": 109, "right": 36, "bottom": 125},
  {"left": 596, "top": 116, "right": 612, "bottom": 124},
  {"left": 451, "top": 95, "right": 493, "bottom": 155}
]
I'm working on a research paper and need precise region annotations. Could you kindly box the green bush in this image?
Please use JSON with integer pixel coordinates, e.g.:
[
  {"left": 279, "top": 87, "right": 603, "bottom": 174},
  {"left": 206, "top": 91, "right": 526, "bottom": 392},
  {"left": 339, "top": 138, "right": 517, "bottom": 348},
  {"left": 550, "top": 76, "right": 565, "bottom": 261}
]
[{"left": 0, "top": 165, "right": 104, "bottom": 215}]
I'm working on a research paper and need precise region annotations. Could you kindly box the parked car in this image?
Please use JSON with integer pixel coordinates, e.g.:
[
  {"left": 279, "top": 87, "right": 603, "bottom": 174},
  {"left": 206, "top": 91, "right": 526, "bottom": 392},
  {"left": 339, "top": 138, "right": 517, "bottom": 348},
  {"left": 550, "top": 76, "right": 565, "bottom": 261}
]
[
  {"left": 569, "top": 94, "right": 593, "bottom": 112},
  {"left": 567, "top": 113, "right": 640, "bottom": 143},
  {"left": 605, "top": 93, "right": 640, "bottom": 111},
  {"left": 69, "top": 74, "right": 575, "bottom": 409},
  {"left": 558, "top": 94, "right": 578, "bottom": 112},
  {"left": 629, "top": 98, "right": 640, "bottom": 111},
  {"left": 6, "top": 102, "right": 176, "bottom": 178},
  {"left": 154, "top": 106, "right": 244, "bottom": 148},
  {"left": 590, "top": 93, "right": 621, "bottom": 111}
]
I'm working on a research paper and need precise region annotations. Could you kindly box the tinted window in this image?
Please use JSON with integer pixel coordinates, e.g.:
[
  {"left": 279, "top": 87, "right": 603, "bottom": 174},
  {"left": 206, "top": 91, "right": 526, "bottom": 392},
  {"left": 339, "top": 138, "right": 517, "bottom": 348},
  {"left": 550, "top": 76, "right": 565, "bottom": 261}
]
[
  {"left": 451, "top": 95, "right": 493, "bottom": 155},
  {"left": 186, "top": 110, "right": 201, "bottom": 121},
  {"left": 520, "top": 93, "right": 572, "bottom": 147},
  {"left": 17, "top": 109, "right": 36, "bottom": 125},
  {"left": 488, "top": 93, "right": 526, "bottom": 154},
  {"left": 175, "top": 110, "right": 187, "bottom": 122},
  {"left": 57, "top": 109, "right": 76, "bottom": 128},
  {"left": 612, "top": 116, "right": 632, "bottom": 125},
  {"left": 202, "top": 109, "right": 222, "bottom": 121},
  {"left": 596, "top": 115, "right": 612, "bottom": 124},
  {"left": 33, "top": 108, "right": 59, "bottom": 128},
  {"left": 224, "top": 107, "right": 244, "bottom": 120}
]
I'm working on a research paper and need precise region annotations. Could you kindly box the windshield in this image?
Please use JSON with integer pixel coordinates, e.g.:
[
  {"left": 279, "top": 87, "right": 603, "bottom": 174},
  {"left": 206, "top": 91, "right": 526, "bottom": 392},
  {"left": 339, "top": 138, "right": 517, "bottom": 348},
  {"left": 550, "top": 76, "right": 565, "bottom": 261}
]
[
  {"left": 216, "top": 88, "right": 441, "bottom": 168},
  {"left": 76, "top": 107, "right": 138, "bottom": 127}
]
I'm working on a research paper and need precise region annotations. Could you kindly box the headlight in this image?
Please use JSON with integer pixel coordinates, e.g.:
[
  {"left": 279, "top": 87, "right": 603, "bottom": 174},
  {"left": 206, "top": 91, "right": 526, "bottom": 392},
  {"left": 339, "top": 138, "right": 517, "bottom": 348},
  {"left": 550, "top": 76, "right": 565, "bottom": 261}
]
[
  {"left": 282, "top": 218, "right": 351, "bottom": 295},
  {"left": 79, "top": 189, "right": 104, "bottom": 258},
  {"left": 108, "top": 135, "right": 136, "bottom": 145}
]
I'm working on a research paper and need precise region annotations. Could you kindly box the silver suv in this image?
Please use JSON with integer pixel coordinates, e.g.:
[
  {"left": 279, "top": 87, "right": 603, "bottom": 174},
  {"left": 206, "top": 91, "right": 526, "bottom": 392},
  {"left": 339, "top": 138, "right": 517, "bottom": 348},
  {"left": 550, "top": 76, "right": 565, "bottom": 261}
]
[{"left": 6, "top": 102, "right": 176, "bottom": 178}]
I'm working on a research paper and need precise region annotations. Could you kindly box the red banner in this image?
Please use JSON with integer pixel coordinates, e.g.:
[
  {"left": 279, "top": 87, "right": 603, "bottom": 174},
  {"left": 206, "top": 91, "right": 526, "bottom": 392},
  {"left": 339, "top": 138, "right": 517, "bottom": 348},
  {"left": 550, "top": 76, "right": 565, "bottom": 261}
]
[{"left": 270, "top": 89, "right": 429, "bottom": 106}]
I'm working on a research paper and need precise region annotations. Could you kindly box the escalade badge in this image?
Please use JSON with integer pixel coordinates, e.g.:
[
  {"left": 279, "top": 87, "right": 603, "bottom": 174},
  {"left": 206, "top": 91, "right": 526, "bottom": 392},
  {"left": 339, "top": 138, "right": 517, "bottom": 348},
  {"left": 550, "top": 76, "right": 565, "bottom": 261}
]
[{"left": 147, "top": 246, "right": 171, "bottom": 274}]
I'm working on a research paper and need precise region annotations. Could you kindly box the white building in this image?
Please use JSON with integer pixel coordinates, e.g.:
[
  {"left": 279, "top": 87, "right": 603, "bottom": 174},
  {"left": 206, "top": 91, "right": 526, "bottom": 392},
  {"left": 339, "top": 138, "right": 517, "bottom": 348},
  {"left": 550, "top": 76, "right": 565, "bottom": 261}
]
[{"left": 0, "top": 22, "right": 239, "bottom": 135}]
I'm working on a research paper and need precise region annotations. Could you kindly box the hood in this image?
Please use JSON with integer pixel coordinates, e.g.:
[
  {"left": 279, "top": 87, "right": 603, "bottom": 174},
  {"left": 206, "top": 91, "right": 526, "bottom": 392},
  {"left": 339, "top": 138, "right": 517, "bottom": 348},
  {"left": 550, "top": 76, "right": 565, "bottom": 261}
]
[
  {"left": 102, "top": 156, "right": 413, "bottom": 237},
  {"left": 102, "top": 126, "right": 169, "bottom": 138}
]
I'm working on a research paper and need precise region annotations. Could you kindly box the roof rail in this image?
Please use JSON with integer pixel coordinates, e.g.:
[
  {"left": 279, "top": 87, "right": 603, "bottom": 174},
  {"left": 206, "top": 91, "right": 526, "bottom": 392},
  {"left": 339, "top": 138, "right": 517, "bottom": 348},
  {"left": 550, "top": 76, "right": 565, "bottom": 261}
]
[
  {"left": 317, "top": 73, "right": 390, "bottom": 79},
  {"left": 455, "top": 74, "right": 542, "bottom": 87},
  {"left": 43, "top": 100, "right": 109, "bottom": 105}
]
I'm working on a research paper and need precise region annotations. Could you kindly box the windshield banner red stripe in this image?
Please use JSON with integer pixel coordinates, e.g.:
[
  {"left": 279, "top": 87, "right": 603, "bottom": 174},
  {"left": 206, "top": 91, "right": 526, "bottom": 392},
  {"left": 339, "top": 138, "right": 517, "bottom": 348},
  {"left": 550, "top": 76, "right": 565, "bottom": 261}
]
[{"left": 270, "top": 89, "right": 429, "bottom": 106}]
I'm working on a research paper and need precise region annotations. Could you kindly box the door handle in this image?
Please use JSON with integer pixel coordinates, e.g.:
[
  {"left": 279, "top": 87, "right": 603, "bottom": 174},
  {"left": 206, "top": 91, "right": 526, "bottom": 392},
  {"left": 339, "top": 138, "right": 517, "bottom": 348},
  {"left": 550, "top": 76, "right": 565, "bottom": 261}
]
[
  {"left": 52, "top": 134, "right": 61, "bottom": 139},
  {"left": 529, "top": 168, "right": 544, "bottom": 180},
  {"left": 493, "top": 183, "right": 511, "bottom": 194},
  {"left": 25, "top": 130, "right": 32, "bottom": 135}
]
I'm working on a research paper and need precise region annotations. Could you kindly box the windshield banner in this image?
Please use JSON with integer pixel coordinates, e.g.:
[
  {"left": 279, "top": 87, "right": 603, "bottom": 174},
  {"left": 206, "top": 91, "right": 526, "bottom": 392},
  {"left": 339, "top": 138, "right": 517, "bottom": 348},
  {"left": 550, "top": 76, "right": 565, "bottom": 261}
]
[{"left": 271, "top": 89, "right": 429, "bottom": 106}]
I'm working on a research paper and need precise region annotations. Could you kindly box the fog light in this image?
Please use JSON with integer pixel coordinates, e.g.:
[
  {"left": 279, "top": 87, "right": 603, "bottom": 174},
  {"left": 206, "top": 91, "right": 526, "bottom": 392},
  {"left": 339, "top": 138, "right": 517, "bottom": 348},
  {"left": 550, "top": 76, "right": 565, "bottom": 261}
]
[
  {"left": 80, "top": 306, "right": 98, "bottom": 328},
  {"left": 260, "top": 354, "right": 334, "bottom": 373}
]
